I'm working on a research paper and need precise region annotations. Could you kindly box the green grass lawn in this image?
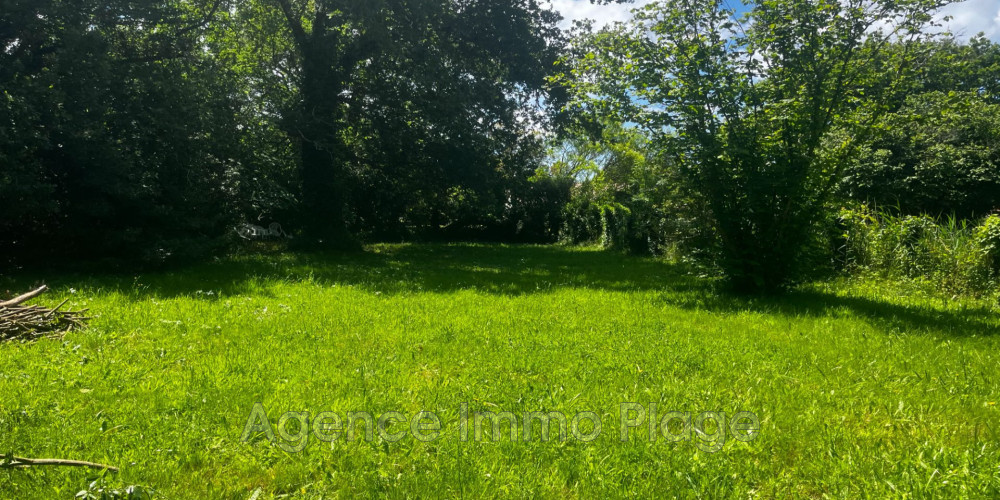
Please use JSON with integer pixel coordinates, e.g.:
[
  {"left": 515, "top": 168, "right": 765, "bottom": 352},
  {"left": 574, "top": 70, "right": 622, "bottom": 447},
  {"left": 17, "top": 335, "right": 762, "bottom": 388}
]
[{"left": 1, "top": 244, "right": 998, "bottom": 498}]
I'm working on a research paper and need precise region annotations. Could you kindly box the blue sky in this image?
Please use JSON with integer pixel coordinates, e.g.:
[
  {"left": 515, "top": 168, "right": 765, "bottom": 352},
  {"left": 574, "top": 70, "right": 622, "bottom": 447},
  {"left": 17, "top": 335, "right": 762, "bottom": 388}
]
[{"left": 547, "top": 0, "right": 1000, "bottom": 40}]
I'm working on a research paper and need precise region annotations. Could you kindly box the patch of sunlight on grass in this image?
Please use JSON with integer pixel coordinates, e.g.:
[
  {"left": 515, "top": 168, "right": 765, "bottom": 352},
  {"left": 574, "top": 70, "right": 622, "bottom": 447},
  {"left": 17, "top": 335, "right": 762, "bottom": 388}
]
[{"left": 1, "top": 243, "right": 998, "bottom": 498}]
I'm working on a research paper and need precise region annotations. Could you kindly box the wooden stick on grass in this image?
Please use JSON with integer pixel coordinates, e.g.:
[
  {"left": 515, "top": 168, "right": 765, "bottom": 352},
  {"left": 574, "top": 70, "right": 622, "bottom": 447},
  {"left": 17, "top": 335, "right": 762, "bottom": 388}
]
[
  {"left": 0, "top": 286, "right": 49, "bottom": 307},
  {"left": 0, "top": 455, "right": 119, "bottom": 473},
  {"left": 0, "top": 286, "right": 90, "bottom": 341}
]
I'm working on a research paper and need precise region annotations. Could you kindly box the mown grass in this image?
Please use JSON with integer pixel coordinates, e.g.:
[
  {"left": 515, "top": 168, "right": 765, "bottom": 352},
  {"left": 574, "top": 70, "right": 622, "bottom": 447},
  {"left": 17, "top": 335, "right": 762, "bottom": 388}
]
[{"left": 1, "top": 243, "right": 998, "bottom": 499}]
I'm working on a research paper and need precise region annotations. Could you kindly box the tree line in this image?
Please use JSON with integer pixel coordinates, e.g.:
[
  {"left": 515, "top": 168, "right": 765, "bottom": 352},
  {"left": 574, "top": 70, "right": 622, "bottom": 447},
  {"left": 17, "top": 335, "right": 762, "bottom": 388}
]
[
  {"left": 2, "top": 0, "right": 567, "bottom": 264},
  {"left": 2, "top": 0, "right": 998, "bottom": 292},
  {"left": 549, "top": 0, "right": 1000, "bottom": 291}
]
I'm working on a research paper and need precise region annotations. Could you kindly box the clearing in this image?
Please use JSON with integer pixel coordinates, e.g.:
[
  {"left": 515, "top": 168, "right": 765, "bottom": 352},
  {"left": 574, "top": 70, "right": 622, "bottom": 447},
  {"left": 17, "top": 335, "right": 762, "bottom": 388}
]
[{"left": 1, "top": 244, "right": 998, "bottom": 498}]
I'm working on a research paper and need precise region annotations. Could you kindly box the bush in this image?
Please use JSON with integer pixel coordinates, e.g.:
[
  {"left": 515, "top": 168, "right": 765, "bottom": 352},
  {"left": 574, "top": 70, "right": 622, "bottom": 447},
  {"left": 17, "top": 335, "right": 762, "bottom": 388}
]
[
  {"left": 841, "top": 92, "right": 1000, "bottom": 218},
  {"left": 838, "top": 206, "right": 1000, "bottom": 296},
  {"left": 560, "top": 185, "right": 604, "bottom": 245},
  {"left": 974, "top": 215, "right": 1000, "bottom": 279}
]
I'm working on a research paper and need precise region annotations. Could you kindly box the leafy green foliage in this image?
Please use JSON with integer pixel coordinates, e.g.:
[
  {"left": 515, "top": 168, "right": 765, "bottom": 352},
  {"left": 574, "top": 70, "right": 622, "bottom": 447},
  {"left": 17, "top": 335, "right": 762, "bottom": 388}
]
[
  {"left": 841, "top": 91, "right": 1000, "bottom": 218},
  {"left": 558, "top": 0, "right": 950, "bottom": 291},
  {"left": 839, "top": 206, "right": 1000, "bottom": 296},
  {"left": 905, "top": 35, "right": 1000, "bottom": 100},
  {"left": 0, "top": 0, "right": 250, "bottom": 265},
  {"left": 543, "top": 122, "right": 713, "bottom": 257},
  {"left": 976, "top": 215, "right": 1000, "bottom": 275},
  {"left": 77, "top": 480, "right": 154, "bottom": 500},
  {"left": 1, "top": 0, "right": 570, "bottom": 265},
  {"left": 239, "top": 0, "right": 566, "bottom": 246}
]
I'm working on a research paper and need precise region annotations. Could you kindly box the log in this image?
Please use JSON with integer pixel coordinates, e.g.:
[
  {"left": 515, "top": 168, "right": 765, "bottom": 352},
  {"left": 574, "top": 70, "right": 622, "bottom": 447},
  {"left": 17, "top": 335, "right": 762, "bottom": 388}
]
[
  {"left": 44, "top": 298, "right": 69, "bottom": 318},
  {"left": 0, "top": 286, "right": 49, "bottom": 307}
]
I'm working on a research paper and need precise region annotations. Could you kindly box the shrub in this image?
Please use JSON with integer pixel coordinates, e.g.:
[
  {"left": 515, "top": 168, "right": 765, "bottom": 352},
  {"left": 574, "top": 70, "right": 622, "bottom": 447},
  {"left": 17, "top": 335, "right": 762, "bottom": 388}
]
[
  {"left": 838, "top": 206, "right": 1000, "bottom": 296},
  {"left": 841, "top": 92, "right": 1000, "bottom": 218},
  {"left": 974, "top": 215, "right": 1000, "bottom": 280}
]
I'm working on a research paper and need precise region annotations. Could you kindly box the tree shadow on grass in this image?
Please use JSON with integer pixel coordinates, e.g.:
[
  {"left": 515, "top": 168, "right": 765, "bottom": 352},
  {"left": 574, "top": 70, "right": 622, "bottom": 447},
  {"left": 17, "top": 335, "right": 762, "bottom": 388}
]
[
  {"left": 3, "top": 243, "right": 705, "bottom": 299},
  {"left": 5, "top": 243, "right": 996, "bottom": 337},
  {"left": 660, "top": 285, "right": 1000, "bottom": 338}
]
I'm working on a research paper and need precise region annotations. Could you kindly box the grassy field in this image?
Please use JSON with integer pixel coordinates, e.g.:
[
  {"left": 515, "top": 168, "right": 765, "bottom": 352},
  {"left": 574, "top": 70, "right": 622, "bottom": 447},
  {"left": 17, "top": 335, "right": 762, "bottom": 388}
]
[{"left": 1, "top": 244, "right": 998, "bottom": 498}]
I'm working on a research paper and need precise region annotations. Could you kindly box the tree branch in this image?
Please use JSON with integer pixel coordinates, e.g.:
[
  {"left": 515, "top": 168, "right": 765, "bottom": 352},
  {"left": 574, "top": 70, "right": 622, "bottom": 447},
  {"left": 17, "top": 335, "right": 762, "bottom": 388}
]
[
  {"left": 1, "top": 455, "right": 119, "bottom": 473},
  {"left": 274, "top": 0, "right": 308, "bottom": 48},
  {"left": 176, "top": 0, "right": 225, "bottom": 37},
  {"left": 0, "top": 286, "right": 48, "bottom": 308}
]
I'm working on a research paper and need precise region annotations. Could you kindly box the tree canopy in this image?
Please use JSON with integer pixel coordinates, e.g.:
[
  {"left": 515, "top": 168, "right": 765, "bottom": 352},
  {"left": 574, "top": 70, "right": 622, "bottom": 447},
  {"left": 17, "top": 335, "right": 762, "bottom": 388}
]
[
  {"left": 5, "top": 0, "right": 999, "bottom": 292},
  {"left": 1, "top": 0, "right": 568, "bottom": 264},
  {"left": 558, "top": 0, "right": 952, "bottom": 290}
]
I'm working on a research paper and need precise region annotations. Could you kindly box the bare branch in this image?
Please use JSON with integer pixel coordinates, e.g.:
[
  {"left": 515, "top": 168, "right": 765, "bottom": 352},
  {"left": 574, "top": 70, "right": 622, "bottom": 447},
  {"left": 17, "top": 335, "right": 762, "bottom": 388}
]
[
  {"left": 0, "top": 286, "right": 48, "bottom": 307},
  {"left": 1, "top": 455, "right": 118, "bottom": 473}
]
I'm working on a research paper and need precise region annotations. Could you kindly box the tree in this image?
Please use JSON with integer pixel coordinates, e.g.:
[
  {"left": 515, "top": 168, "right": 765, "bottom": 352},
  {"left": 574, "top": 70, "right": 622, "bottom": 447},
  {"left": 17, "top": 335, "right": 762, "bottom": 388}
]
[
  {"left": 0, "top": 0, "right": 244, "bottom": 264},
  {"left": 908, "top": 35, "right": 1000, "bottom": 101},
  {"left": 252, "top": 0, "right": 564, "bottom": 247},
  {"left": 1, "top": 0, "right": 570, "bottom": 265},
  {"left": 835, "top": 36, "right": 1000, "bottom": 218},
  {"left": 260, "top": 0, "right": 369, "bottom": 248},
  {"left": 560, "top": 0, "right": 950, "bottom": 291},
  {"left": 841, "top": 91, "right": 1000, "bottom": 218}
]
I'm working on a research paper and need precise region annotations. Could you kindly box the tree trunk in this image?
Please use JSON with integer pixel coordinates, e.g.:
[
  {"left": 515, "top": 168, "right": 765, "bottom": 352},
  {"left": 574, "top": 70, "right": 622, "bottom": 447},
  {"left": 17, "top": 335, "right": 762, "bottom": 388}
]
[{"left": 296, "top": 39, "right": 357, "bottom": 250}]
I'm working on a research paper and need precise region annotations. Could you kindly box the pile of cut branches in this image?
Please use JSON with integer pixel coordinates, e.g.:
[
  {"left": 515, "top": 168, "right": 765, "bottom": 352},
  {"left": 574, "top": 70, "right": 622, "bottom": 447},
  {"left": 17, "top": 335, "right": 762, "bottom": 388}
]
[{"left": 0, "top": 286, "right": 89, "bottom": 341}]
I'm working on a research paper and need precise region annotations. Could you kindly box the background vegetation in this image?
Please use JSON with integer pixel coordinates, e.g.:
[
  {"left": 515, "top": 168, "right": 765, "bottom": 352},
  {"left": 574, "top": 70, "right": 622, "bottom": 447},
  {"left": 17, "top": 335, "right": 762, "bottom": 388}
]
[
  {"left": 4, "top": 1, "right": 1000, "bottom": 497},
  {"left": 1, "top": 0, "right": 567, "bottom": 265},
  {"left": 2, "top": 0, "right": 999, "bottom": 296}
]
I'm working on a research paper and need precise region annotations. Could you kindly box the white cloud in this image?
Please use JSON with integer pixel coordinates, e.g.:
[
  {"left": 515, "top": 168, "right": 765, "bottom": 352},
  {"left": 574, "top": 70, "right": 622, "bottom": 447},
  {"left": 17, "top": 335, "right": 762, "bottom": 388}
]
[
  {"left": 547, "top": 0, "right": 1000, "bottom": 41},
  {"left": 546, "top": 0, "right": 657, "bottom": 29},
  {"left": 936, "top": 0, "right": 1000, "bottom": 40}
]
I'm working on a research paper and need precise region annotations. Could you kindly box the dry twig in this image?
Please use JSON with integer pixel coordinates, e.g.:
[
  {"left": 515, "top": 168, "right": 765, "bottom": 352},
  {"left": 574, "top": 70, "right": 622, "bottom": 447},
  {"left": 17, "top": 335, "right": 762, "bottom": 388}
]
[
  {"left": 0, "top": 454, "right": 118, "bottom": 472},
  {"left": 0, "top": 286, "right": 89, "bottom": 341}
]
